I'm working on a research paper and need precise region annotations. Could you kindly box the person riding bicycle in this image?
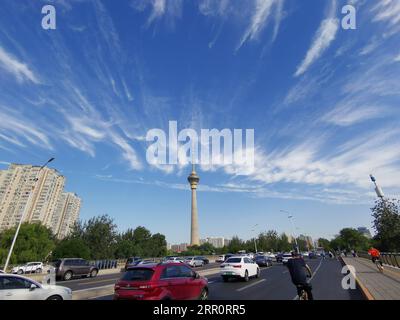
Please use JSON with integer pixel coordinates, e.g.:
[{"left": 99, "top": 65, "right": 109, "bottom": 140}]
[
  {"left": 368, "top": 247, "right": 382, "bottom": 267},
  {"left": 286, "top": 251, "right": 313, "bottom": 300}
]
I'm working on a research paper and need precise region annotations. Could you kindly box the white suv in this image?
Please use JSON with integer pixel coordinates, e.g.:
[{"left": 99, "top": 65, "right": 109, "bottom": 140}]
[
  {"left": 220, "top": 256, "right": 260, "bottom": 282},
  {"left": 12, "top": 262, "right": 44, "bottom": 274},
  {"left": 184, "top": 257, "right": 204, "bottom": 267}
]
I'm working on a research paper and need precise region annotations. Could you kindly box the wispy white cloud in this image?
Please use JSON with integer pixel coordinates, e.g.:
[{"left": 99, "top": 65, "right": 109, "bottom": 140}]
[
  {"left": 371, "top": 0, "right": 400, "bottom": 26},
  {"left": 294, "top": 2, "right": 339, "bottom": 77},
  {"left": 237, "top": 0, "right": 284, "bottom": 50},
  {"left": 0, "top": 46, "right": 39, "bottom": 83},
  {"left": 0, "top": 107, "right": 52, "bottom": 149},
  {"left": 322, "top": 102, "right": 388, "bottom": 127},
  {"left": 132, "top": 0, "right": 183, "bottom": 27}
]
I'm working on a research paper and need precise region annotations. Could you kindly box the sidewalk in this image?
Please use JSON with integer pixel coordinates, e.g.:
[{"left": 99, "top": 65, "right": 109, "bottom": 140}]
[{"left": 342, "top": 256, "right": 400, "bottom": 300}]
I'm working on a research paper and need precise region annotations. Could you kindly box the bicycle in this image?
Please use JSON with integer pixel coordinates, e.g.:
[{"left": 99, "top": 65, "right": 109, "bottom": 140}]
[
  {"left": 374, "top": 258, "right": 384, "bottom": 273},
  {"left": 297, "top": 286, "right": 309, "bottom": 300}
]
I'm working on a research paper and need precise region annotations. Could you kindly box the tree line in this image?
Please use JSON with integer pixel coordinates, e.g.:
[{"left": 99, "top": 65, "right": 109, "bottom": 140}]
[
  {"left": 1, "top": 198, "right": 399, "bottom": 266},
  {"left": 0, "top": 215, "right": 167, "bottom": 266}
]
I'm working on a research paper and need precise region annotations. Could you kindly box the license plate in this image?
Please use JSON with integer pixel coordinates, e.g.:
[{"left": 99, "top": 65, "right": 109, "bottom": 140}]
[{"left": 224, "top": 272, "right": 234, "bottom": 275}]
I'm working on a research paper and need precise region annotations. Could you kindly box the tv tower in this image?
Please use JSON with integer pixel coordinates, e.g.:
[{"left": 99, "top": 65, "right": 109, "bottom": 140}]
[{"left": 188, "top": 163, "right": 200, "bottom": 246}]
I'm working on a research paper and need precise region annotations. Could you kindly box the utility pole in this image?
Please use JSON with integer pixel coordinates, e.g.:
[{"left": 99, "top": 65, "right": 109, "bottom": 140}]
[{"left": 3, "top": 158, "right": 55, "bottom": 272}]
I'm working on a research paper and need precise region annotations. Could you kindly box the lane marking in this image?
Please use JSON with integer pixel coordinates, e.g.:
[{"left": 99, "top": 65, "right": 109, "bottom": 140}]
[
  {"left": 77, "top": 278, "right": 118, "bottom": 286},
  {"left": 236, "top": 279, "right": 266, "bottom": 292},
  {"left": 292, "top": 258, "right": 324, "bottom": 300},
  {"left": 73, "top": 284, "right": 114, "bottom": 293}
]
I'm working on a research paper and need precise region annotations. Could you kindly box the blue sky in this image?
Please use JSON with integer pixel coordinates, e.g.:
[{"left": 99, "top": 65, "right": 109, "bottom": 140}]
[{"left": 0, "top": 0, "right": 399, "bottom": 244}]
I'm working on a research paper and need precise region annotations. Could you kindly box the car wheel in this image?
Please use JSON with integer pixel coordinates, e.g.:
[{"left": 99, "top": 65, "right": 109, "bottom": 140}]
[
  {"left": 17, "top": 269, "right": 24, "bottom": 275},
  {"left": 90, "top": 269, "right": 98, "bottom": 278},
  {"left": 36, "top": 268, "right": 42, "bottom": 274},
  {"left": 47, "top": 295, "right": 63, "bottom": 301},
  {"left": 199, "top": 288, "right": 208, "bottom": 300},
  {"left": 222, "top": 276, "right": 229, "bottom": 282},
  {"left": 255, "top": 268, "right": 260, "bottom": 278},
  {"left": 244, "top": 270, "right": 249, "bottom": 282},
  {"left": 63, "top": 271, "right": 73, "bottom": 281}
]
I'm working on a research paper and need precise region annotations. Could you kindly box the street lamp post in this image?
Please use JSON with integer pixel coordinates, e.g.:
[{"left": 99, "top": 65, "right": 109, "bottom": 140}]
[
  {"left": 251, "top": 224, "right": 258, "bottom": 253},
  {"left": 3, "top": 158, "right": 55, "bottom": 272},
  {"left": 281, "top": 210, "right": 299, "bottom": 253},
  {"left": 370, "top": 174, "right": 384, "bottom": 199}
]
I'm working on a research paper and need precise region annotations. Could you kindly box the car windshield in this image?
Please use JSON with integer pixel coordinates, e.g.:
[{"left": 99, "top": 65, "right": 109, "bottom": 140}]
[
  {"left": 51, "top": 260, "right": 61, "bottom": 267},
  {"left": 225, "top": 258, "right": 242, "bottom": 263},
  {"left": 255, "top": 256, "right": 264, "bottom": 260},
  {"left": 122, "top": 269, "right": 154, "bottom": 281}
]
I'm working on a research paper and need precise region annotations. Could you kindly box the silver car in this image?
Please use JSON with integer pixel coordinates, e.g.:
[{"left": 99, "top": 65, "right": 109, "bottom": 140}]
[{"left": 0, "top": 274, "right": 72, "bottom": 300}]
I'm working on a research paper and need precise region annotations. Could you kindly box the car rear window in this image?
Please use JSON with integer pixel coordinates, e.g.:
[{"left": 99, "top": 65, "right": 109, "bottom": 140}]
[
  {"left": 51, "top": 260, "right": 61, "bottom": 267},
  {"left": 122, "top": 269, "right": 154, "bottom": 281},
  {"left": 225, "top": 258, "right": 241, "bottom": 263}
]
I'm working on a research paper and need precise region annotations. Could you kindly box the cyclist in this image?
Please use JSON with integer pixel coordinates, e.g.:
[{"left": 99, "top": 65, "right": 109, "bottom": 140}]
[
  {"left": 286, "top": 251, "right": 313, "bottom": 300},
  {"left": 368, "top": 247, "right": 383, "bottom": 268}
]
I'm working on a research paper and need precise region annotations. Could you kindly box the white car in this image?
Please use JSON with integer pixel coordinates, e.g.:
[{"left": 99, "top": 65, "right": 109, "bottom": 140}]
[
  {"left": 220, "top": 256, "right": 260, "bottom": 282},
  {"left": 216, "top": 255, "right": 225, "bottom": 263},
  {"left": 11, "top": 262, "right": 44, "bottom": 274},
  {"left": 137, "top": 260, "right": 156, "bottom": 265},
  {"left": 164, "top": 257, "right": 184, "bottom": 263},
  {"left": 0, "top": 274, "right": 72, "bottom": 300},
  {"left": 282, "top": 253, "right": 293, "bottom": 264},
  {"left": 184, "top": 257, "right": 204, "bottom": 267},
  {"left": 266, "top": 252, "right": 276, "bottom": 260}
]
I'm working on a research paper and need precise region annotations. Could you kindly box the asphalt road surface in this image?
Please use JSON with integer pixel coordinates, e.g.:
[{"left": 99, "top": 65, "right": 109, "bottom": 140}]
[{"left": 75, "top": 258, "right": 363, "bottom": 300}]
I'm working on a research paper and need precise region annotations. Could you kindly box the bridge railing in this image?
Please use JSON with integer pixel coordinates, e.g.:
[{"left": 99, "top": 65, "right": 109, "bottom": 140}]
[{"left": 358, "top": 251, "right": 400, "bottom": 268}]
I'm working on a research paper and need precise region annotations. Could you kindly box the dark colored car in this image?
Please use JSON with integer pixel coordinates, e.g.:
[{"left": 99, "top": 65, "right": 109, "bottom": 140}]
[
  {"left": 52, "top": 258, "right": 99, "bottom": 281},
  {"left": 195, "top": 256, "right": 209, "bottom": 265},
  {"left": 308, "top": 252, "right": 317, "bottom": 259},
  {"left": 275, "top": 253, "right": 283, "bottom": 263},
  {"left": 114, "top": 263, "right": 208, "bottom": 300},
  {"left": 125, "top": 257, "right": 142, "bottom": 270},
  {"left": 224, "top": 254, "right": 235, "bottom": 261},
  {"left": 255, "top": 255, "right": 273, "bottom": 267}
]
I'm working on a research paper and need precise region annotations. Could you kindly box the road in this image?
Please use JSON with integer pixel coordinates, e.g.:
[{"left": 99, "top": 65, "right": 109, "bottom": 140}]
[
  {"left": 61, "top": 262, "right": 220, "bottom": 292},
  {"left": 64, "top": 258, "right": 364, "bottom": 300}
]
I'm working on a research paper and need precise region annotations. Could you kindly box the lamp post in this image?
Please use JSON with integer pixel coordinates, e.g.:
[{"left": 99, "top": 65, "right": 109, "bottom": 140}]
[
  {"left": 281, "top": 210, "right": 299, "bottom": 253},
  {"left": 251, "top": 224, "right": 258, "bottom": 253},
  {"left": 370, "top": 174, "right": 384, "bottom": 199},
  {"left": 3, "top": 158, "right": 55, "bottom": 272}
]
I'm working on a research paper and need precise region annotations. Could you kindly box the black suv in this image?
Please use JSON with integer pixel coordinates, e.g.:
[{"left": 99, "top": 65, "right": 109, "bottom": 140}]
[{"left": 52, "top": 258, "right": 99, "bottom": 281}]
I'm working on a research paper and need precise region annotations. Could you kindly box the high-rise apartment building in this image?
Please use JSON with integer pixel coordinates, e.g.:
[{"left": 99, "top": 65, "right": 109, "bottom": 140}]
[
  {"left": 51, "top": 192, "right": 81, "bottom": 239},
  {"left": 0, "top": 163, "right": 81, "bottom": 238},
  {"left": 200, "top": 237, "right": 225, "bottom": 248}
]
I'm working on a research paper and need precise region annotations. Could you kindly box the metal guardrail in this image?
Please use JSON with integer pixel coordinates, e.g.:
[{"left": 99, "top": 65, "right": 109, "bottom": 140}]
[{"left": 358, "top": 252, "right": 400, "bottom": 268}]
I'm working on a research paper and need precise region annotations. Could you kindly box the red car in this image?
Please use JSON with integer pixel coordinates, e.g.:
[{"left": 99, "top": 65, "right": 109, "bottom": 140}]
[{"left": 114, "top": 262, "right": 208, "bottom": 300}]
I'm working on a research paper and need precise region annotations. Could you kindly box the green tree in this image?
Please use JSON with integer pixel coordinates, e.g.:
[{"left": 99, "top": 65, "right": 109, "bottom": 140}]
[
  {"left": 227, "top": 236, "right": 245, "bottom": 253},
  {"left": 277, "top": 233, "right": 291, "bottom": 252},
  {"left": 0, "top": 223, "right": 55, "bottom": 266},
  {"left": 148, "top": 233, "right": 167, "bottom": 257},
  {"left": 52, "top": 238, "right": 90, "bottom": 260},
  {"left": 332, "top": 228, "right": 371, "bottom": 251},
  {"left": 317, "top": 238, "right": 332, "bottom": 252},
  {"left": 81, "top": 215, "right": 118, "bottom": 260},
  {"left": 258, "top": 230, "right": 279, "bottom": 252},
  {"left": 371, "top": 198, "right": 400, "bottom": 251}
]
